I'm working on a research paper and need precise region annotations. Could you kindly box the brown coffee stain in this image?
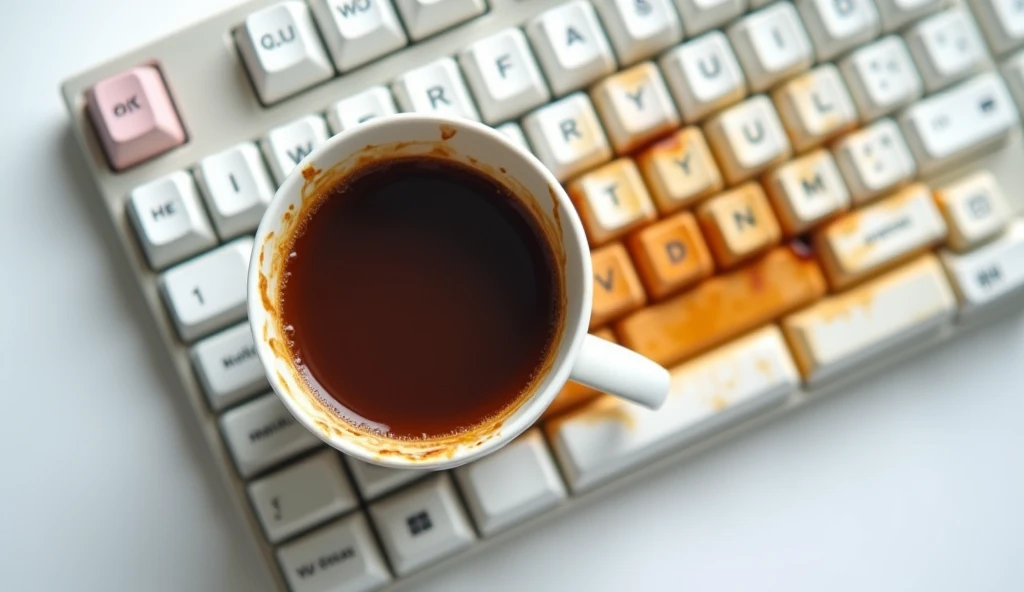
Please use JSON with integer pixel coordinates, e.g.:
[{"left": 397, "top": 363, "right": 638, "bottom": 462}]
[
  {"left": 302, "top": 164, "right": 321, "bottom": 182},
  {"left": 440, "top": 124, "right": 457, "bottom": 140}
]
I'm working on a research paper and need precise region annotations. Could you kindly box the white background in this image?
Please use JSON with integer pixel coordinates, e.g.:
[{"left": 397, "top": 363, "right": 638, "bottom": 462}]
[{"left": 3, "top": 0, "right": 1024, "bottom": 590}]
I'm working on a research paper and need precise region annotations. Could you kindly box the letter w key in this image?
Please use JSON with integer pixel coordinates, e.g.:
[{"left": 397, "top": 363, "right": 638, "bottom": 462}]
[{"left": 312, "top": 0, "right": 408, "bottom": 72}]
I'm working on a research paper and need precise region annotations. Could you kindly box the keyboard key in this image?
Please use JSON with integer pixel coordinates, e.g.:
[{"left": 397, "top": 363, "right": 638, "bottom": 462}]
[
  {"left": 394, "top": 0, "right": 487, "bottom": 41},
  {"left": 567, "top": 159, "right": 657, "bottom": 246},
  {"left": 874, "top": 0, "right": 939, "bottom": 31},
  {"left": 590, "top": 242, "right": 648, "bottom": 328},
  {"left": 934, "top": 171, "right": 1011, "bottom": 252},
  {"left": 660, "top": 31, "right": 748, "bottom": 124},
  {"left": 900, "top": 74, "right": 1019, "bottom": 175},
  {"left": 522, "top": 93, "right": 612, "bottom": 181},
  {"left": 796, "top": 0, "right": 880, "bottom": 61},
  {"left": 495, "top": 122, "right": 531, "bottom": 152},
  {"left": 704, "top": 94, "right": 792, "bottom": 184},
  {"left": 1001, "top": 49, "right": 1024, "bottom": 114},
  {"left": 526, "top": 1, "right": 617, "bottom": 96},
  {"left": 236, "top": 2, "right": 334, "bottom": 104},
  {"left": 277, "top": 513, "right": 392, "bottom": 592},
  {"left": 636, "top": 128, "right": 723, "bottom": 213},
  {"left": 126, "top": 171, "right": 216, "bottom": 270},
  {"left": 219, "top": 392, "right": 322, "bottom": 478},
  {"left": 783, "top": 255, "right": 956, "bottom": 384},
  {"left": 839, "top": 35, "right": 923, "bottom": 121},
  {"left": 86, "top": 65, "right": 186, "bottom": 170},
  {"left": 973, "top": 0, "right": 1024, "bottom": 55},
  {"left": 392, "top": 57, "right": 481, "bottom": 121},
  {"left": 941, "top": 219, "right": 1024, "bottom": 319},
  {"left": 697, "top": 183, "right": 781, "bottom": 268},
  {"left": 326, "top": 86, "right": 398, "bottom": 134},
  {"left": 159, "top": 238, "right": 252, "bottom": 342},
  {"left": 195, "top": 143, "right": 275, "bottom": 239},
  {"left": 772, "top": 64, "right": 857, "bottom": 152},
  {"left": 454, "top": 429, "right": 567, "bottom": 536},
  {"left": 248, "top": 449, "right": 359, "bottom": 543},
  {"left": 905, "top": 9, "right": 986, "bottom": 92},
  {"left": 590, "top": 62, "right": 680, "bottom": 154},
  {"left": 616, "top": 245, "right": 826, "bottom": 366},
  {"left": 262, "top": 115, "right": 330, "bottom": 184},
  {"left": 458, "top": 28, "right": 550, "bottom": 124},
  {"left": 548, "top": 326, "right": 797, "bottom": 492},
  {"left": 833, "top": 118, "right": 916, "bottom": 203},
  {"left": 673, "top": 0, "right": 747, "bottom": 36},
  {"left": 542, "top": 328, "right": 617, "bottom": 419},
  {"left": 728, "top": 2, "right": 814, "bottom": 93},
  {"left": 309, "top": 0, "right": 407, "bottom": 72},
  {"left": 369, "top": 474, "right": 476, "bottom": 577},
  {"left": 591, "top": 0, "right": 683, "bottom": 65},
  {"left": 627, "top": 211, "right": 714, "bottom": 298},
  {"left": 344, "top": 457, "right": 427, "bottom": 501},
  {"left": 763, "top": 149, "right": 851, "bottom": 236},
  {"left": 191, "top": 323, "right": 269, "bottom": 411},
  {"left": 814, "top": 183, "right": 947, "bottom": 289}
]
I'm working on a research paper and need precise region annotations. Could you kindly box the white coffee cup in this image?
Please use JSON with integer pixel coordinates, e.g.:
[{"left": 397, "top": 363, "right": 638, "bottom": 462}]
[{"left": 248, "top": 114, "right": 669, "bottom": 470}]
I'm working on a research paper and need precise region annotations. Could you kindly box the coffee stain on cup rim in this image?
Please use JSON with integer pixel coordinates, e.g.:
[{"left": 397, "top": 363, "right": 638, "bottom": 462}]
[{"left": 257, "top": 124, "right": 568, "bottom": 465}]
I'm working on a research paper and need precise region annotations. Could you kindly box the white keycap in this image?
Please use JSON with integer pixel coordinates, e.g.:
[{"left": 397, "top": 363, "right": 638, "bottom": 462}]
[
  {"left": 899, "top": 73, "right": 1019, "bottom": 174},
  {"left": 592, "top": 0, "right": 684, "bottom": 65},
  {"left": 772, "top": 64, "right": 858, "bottom": 151},
  {"left": 453, "top": 430, "right": 567, "bottom": 537},
  {"left": 220, "top": 392, "right": 322, "bottom": 478},
  {"left": 590, "top": 62, "right": 681, "bottom": 153},
  {"left": 248, "top": 450, "right": 359, "bottom": 543},
  {"left": 526, "top": 1, "right": 617, "bottom": 96},
  {"left": 277, "top": 512, "right": 392, "bottom": 592},
  {"left": 673, "top": 0, "right": 747, "bottom": 36},
  {"left": 195, "top": 143, "right": 275, "bottom": 240},
  {"left": 369, "top": 474, "right": 476, "bottom": 576},
  {"left": 236, "top": 2, "right": 334, "bottom": 104},
  {"left": 660, "top": 31, "right": 748, "bottom": 123},
  {"left": 126, "top": 172, "right": 216, "bottom": 270},
  {"left": 496, "top": 122, "right": 531, "bottom": 152},
  {"left": 941, "top": 219, "right": 1024, "bottom": 319},
  {"left": 394, "top": 0, "right": 487, "bottom": 41},
  {"left": 797, "top": 0, "right": 880, "bottom": 61},
  {"left": 973, "top": 0, "right": 1024, "bottom": 55},
  {"left": 159, "top": 238, "right": 252, "bottom": 342},
  {"left": 1001, "top": 49, "right": 1024, "bottom": 114},
  {"left": 833, "top": 118, "right": 916, "bottom": 203},
  {"left": 392, "top": 58, "right": 481, "bottom": 121},
  {"left": 934, "top": 171, "right": 1011, "bottom": 251},
  {"left": 327, "top": 86, "right": 398, "bottom": 134},
  {"left": 262, "top": 115, "right": 330, "bottom": 185},
  {"left": 458, "top": 28, "right": 551, "bottom": 124},
  {"left": 728, "top": 2, "right": 815, "bottom": 92},
  {"left": 344, "top": 457, "right": 427, "bottom": 501},
  {"left": 816, "top": 183, "right": 947, "bottom": 288},
  {"left": 874, "top": 0, "right": 939, "bottom": 32},
  {"left": 763, "top": 149, "right": 851, "bottom": 234},
  {"left": 704, "top": 94, "right": 792, "bottom": 184},
  {"left": 522, "top": 93, "right": 612, "bottom": 181},
  {"left": 783, "top": 255, "right": 956, "bottom": 384},
  {"left": 309, "top": 0, "right": 407, "bottom": 72},
  {"left": 839, "top": 35, "right": 923, "bottom": 121},
  {"left": 905, "top": 9, "right": 987, "bottom": 92},
  {"left": 548, "top": 326, "right": 797, "bottom": 493},
  {"left": 191, "top": 323, "right": 268, "bottom": 411}
]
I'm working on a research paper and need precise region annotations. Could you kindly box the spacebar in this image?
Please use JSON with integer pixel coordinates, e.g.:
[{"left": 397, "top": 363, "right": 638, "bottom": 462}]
[{"left": 546, "top": 326, "right": 799, "bottom": 493}]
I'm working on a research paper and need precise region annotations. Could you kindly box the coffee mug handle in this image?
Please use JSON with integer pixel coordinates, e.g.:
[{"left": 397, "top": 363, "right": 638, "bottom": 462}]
[{"left": 568, "top": 334, "right": 671, "bottom": 410}]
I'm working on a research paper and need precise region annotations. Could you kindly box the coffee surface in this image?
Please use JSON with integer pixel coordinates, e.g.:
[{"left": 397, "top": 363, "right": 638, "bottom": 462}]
[{"left": 280, "top": 156, "right": 562, "bottom": 439}]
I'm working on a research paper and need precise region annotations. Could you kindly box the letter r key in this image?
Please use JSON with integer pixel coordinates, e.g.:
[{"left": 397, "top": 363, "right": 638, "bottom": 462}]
[{"left": 86, "top": 65, "right": 186, "bottom": 170}]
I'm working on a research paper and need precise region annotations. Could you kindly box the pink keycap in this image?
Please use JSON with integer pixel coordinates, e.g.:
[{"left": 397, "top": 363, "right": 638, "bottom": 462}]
[{"left": 86, "top": 65, "right": 186, "bottom": 170}]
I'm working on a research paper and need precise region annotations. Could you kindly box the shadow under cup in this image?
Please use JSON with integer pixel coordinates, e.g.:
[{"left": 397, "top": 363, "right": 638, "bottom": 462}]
[{"left": 248, "top": 116, "right": 592, "bottom": 469}]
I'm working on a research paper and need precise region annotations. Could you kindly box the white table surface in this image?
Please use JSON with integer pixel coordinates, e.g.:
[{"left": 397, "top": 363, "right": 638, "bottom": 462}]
[{"left": 4, "top": 1, "right": 1024, "bottom": 590}]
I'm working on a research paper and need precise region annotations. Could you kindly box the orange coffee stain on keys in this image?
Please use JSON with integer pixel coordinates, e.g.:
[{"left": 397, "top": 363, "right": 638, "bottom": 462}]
[
  {"left": 568, "top": 159, "right": 658, "bottom": 247},
  {"left": 615, "top": 246, "right": 827, "bottom": 367},
  {"left": 697, "top": 183, "right": 782, "bottom": 269},
  {"left": 590, "top": 243, "right": 647, "bottom": 329},
  {"left": 545, "top": 395, "right": 638, "bottom": 434},
  {"left": 636, "top": 128, "right": 723, "bottom": 214},
  {"left": 627, "top": 210, "right": 714, "bottom": 299},
  {"left": 541, "top": 328, "right": 618, "bottom": 420},
  {"left": 590, "top": 63, "right": 680, "bottom": 154}
]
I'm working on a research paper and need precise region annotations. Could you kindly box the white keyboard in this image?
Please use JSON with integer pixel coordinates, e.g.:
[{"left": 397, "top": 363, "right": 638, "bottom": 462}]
[{"left": 61, "top": 0, "right": 1024, "bottom": 590}]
